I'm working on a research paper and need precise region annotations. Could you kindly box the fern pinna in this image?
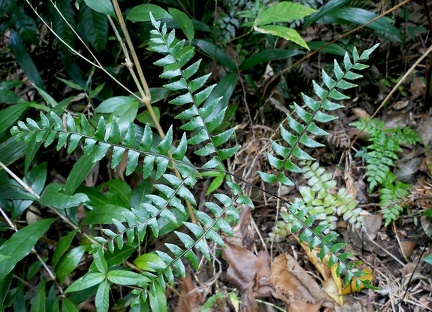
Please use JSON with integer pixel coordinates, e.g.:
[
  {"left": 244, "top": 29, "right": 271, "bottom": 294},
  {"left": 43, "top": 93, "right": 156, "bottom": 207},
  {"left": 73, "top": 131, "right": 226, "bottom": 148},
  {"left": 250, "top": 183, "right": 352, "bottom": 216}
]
[
  {"left": 11, "top": 13, "right": 250, "bottom": 309},
  {"left": 263, "top": 45, "right": 379, "bottom": 290}
]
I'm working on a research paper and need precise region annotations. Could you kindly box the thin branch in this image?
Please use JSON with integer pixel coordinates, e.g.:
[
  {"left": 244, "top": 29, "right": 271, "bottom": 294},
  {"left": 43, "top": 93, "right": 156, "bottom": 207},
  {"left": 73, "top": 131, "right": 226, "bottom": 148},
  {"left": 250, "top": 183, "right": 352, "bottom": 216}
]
[{"left": 25, "top": 0, "right": 140, "bottom": 100}]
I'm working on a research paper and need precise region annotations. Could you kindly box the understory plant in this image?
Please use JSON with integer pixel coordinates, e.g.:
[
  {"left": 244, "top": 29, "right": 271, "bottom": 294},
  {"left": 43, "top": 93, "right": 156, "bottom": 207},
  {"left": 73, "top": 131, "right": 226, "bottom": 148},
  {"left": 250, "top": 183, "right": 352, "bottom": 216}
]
[
  {"left": 352, "top": 117, "right": 421, "bottom": 225},
  {"left": 0, "top": 1, "right": 394, "bottom": 311},
  {"left": 262, "top": 45, "right": 378, "bottom": 285}
]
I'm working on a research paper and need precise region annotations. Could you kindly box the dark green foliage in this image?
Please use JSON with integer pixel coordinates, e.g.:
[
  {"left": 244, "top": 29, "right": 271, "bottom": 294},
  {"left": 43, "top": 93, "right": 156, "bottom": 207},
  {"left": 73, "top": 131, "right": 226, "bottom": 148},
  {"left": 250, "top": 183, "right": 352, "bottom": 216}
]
[
  {"left": 380, "top": 176, "right": 410, "bottom": 226},
  {"left": 352, "top": 117, "right": 421, "bottom": 225},
  {"left": 10, "top": 14, "right": 248, "bottom": 306},
  {"left": 1, "top": 1, "right": 400, "bottom": 309},
  {"left": 352, "top": 117, "right": 421, "bottom": 192}
]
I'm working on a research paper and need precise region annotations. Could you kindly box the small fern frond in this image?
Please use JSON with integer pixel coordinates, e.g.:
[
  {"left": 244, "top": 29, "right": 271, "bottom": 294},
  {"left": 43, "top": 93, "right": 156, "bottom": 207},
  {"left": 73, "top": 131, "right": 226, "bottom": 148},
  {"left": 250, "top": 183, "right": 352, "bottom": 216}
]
[
  {"left": 380, "top": 177, "right": 410, "bottom": 226},
  {"left": 271, "top": 201, "right": 366, "bottom": 288},
  {"left": 259, "top": 44, "right": 379, "bottom": 187},
  {"left": 300, "top": 161, "right": 364, "bottom": 230},
  {"left": 352, "top": 117, "right": 421, "bottom": 192}
]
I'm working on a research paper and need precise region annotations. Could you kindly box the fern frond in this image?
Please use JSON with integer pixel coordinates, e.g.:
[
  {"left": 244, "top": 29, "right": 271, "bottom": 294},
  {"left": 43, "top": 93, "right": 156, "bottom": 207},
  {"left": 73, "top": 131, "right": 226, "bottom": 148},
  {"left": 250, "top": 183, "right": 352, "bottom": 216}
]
[
  {"left": 270, "top": 201, "right": 366, "bottom": 288},
  {"left": 259, "top": 44, "right": 379, "bottom": 187},
  {"left": 11, "top": 112, "right": 182, "bottom": 178},
  {"left": 380, "top": 177, "right": 410, "bottom": 226},
  {"left": 352, "top": 117, "right": 421, "bottom": 192},
  {"left": 264, "top": 45, "right": 378, "bottom": 290},
  {"left": 300, "top": 161, "right": 364, "bottom": 230}
]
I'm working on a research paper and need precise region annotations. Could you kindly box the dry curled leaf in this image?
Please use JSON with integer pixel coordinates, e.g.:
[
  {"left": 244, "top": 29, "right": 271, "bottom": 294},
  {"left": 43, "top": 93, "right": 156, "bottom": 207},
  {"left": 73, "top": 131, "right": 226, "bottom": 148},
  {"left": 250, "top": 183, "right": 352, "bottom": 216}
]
[
  {"left": 174, "top": 270, "right": 201, "bottom": 312},
  {"left": 222, "top": 206, "right": 272, "bottom": 312},
  {"left": 270, "top": 254, "right": 329, "bottom": 311}
]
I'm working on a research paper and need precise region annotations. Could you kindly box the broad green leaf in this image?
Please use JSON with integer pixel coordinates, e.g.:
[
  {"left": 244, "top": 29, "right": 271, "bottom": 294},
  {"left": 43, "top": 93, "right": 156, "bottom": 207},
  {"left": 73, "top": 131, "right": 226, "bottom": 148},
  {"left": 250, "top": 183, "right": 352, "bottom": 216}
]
[
  {"left": 107, "top": 270, "right": 149, "bottom": 285},
  {"left": 9, "top": 31, "right": 45, "bottom": 90},
  {"left": 78, "top": 3, "right": 109, "bottom": 52},
  {"left": 56, "top": 246, "right": 87, "bottom": 283},
  {"left": 52, "top": 230, "right": 78, "bottom": 269},
  {"left": 66, "top": 272, "right": 106, "bottom": 293},
  {"left": 84, "top": 0, "right": 115, "bottom": 17},
  {"left": 61, "top": 298, "right": 79, "bottom": 312},
  {"left": 81, "top": 204, "right": 129, "bottom": 224},
  {"left": 95, "top": 281, "right": 110, "bottom": 312},
  {"left": 254, "top": 25, "right": 309, "bottom": 50},
  {"left": 127, "top": 4, "right": 171, "bottom": 22},
  {"left": 93, "top": 249, "right": 108, "bottom": 274},
  {"left": 255, "top": 2, "right": 316, "bottom": 26},
  {"left": 137, "top": 107, "right": 160, "bottom": 128},
  {"left": 30, "top": 279, "right": 46, "bottom": 312},
  {"left": 149, "top": 283, "right": 167, "bottom": 312},
  {"left": 306, "top": 41, "right": 347, "bottom": 56},
  {"left": 134, "top": 253, "right": 165, "bottom": 272},
  {"left": 64, "top": 150, "right": 97, "bottom": 195},
  {"left": 0, "top": 103, "right": 30, "bottom": 135},
  {"left": 48, "top": 0, "right": 76, "bottom": 49},
  {"left": 240, "top": 49, "right": 304, "bottom": 70},
  {"left": 303, "top": 0, "right": 351, "bottom": 27},
  {"left": 98, "top": 105, "right": 138, "bottom": 136},
  {"left": 2, "top": 137, "right": 34, "bottom": 173},
  {"left": 0, "top": 85, "right": 21, "bottom": 104},
  {"left": 0, "top": 271, "right": 13, "bottom": 310},
  {"left": 7, "top": 162, "right": 47, "bottom": 217},
  {"left": 40, "top": 183, "right": 89, "bottom": 209},
  {"left": 328, "top": 7, "right": 401, "bottom": 42},
  {"left": 192, "top": 39, "right": 236, "bottom": 72},
  {"left": 168, "top": 8, "right": 194, "bottom": 42},
  {"left": 0, "top": 218, "right": 54, "bottom": 280}
]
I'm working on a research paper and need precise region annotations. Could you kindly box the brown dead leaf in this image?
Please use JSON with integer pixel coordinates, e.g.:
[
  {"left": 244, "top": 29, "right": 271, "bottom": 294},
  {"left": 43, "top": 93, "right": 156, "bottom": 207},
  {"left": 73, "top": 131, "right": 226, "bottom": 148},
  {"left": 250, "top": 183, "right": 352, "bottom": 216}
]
[
  {"left": 410, "top": 76, "right": 425, "bottom": 100},
  {"left": 300, "top": 242, "right": 343, "bottom": 306},
  {"left": 352, "top": 108, "right": 370, "bottom": 119},
  {"left": 225, "top": 206, "right": 255, "bottom": 250},
  {"left": 334, "top": 295, "right": 368, "bottom": 312},
  {"left": 222, "top": 206, "right": 272, "bottom": 312},
  {"left": 174, "top": 270, "right": 201, "bottom": 312},
  {"left": 400, "top": 262, "right": 421, "bottom": 278},
  {"left": 344, "top": 170, "right": 357, "bottom": 200},
  {"left": 270, "top": 254, "right": 329, "bottom": 311},
  {"left": 222, "top": 243, "right": 272, "bottom": 312},
  {"left": 417, "top": 296, "right": 432, "bottom": 311},
  {"left": 392, "top": 99, "right": 409, "bottom": 110},
  {"left": 399, "top": 240, "right": 416, "bottom": 260},
  {"left": 363, "top": 214, "right": 382, "bottom": 241}
]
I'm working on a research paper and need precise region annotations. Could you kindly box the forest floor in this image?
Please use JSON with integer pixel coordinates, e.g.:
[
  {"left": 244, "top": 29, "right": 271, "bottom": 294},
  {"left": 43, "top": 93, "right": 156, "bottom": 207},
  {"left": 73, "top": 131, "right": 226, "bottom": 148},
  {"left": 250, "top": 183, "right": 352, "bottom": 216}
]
[{"left": 168, "top": 2, "right": 432, "bottom": 311}]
